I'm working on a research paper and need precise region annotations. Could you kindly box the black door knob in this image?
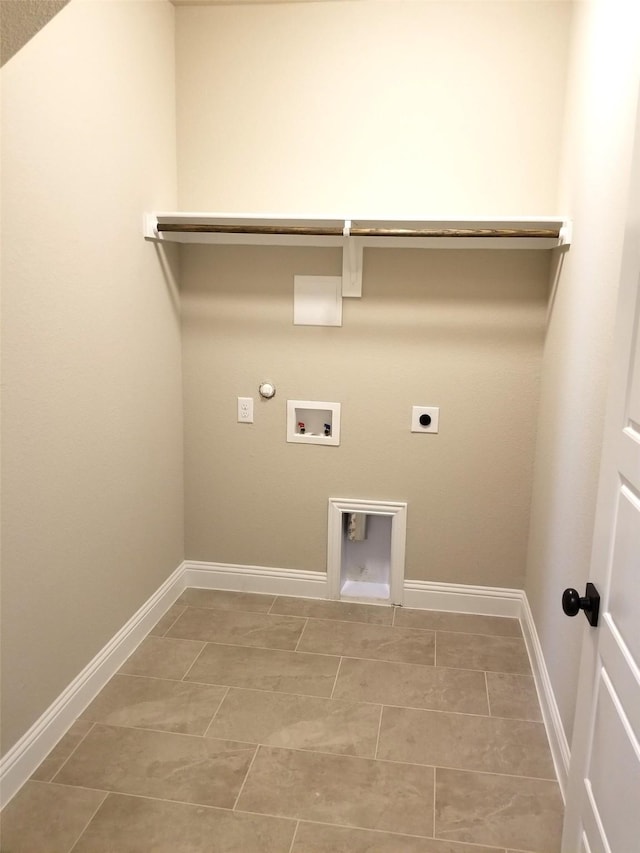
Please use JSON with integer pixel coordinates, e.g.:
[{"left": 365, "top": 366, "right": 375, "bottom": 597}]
[
  {"left": 562, "top": 588, "right": 582, "bottom": 616},
  {"left": 562, "top": 583, "right": 600, "bottom": 627}
]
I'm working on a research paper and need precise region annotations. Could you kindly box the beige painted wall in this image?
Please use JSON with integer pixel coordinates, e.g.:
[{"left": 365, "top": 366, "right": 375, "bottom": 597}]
[
  {"left": 175, "top": 0, "right": 571, "bottom": 215},
  {"left": 178, "top": 0, "right": 569, "bottom": 585},
  {"left": 526, "top": 0, "right": 640, "bottom": 744},
  {"left": 0, "top": 0, "right": 182, "bottom": 754},
  {"left": 182, "top": 245, "right": 549, "bottom": 586}
]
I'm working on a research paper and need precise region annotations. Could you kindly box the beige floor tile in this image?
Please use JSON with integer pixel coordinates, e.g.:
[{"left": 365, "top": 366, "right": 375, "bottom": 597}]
[
  {"left": 435, "top": 767, "right": 563, "bottom": 852},
  {"left": 178, "top": 587, "right": 276, "bottom": 612},
  {"left": 167, "top": 606, "right": 305, "bottom": 650},
  {"left": 395, "top": 608, "right": 522, "bottom": 637},
  {"left": 72, "top": 792, "right": 295, "bottom": 853},
  {"left": 436, "top": 631, "right": 531, "bottom": 674},
  {"left": 148, "top": 604, "right": 186, "bottom": 637},
  {"left": 54, "top": 724, "right": 255, "bottom": 808},
  {"left": 206, "top": 688, "right": 380, "bottom": 756},
  {"left": 80, "top": 674, "right": 227, "bottom": 735},
  {"left": 118, "top": 635, "right": 205, "bottom": 680},
  {"left": 333, "top": 657, "right": 489, "bottom": 715},
  {"left": 0, "top": 781, "right": 106, "bottom": 853},
  {"left": 487, "top": 672, "right": 543, "bottom": 721},
  {"left": 271, "top": 596, "right": 393, "bottom": 624},
  {"left": 297, "top": 618, "right": 435, "bottom": 666},
  {"left": 185, "top": 642, "right": 339, "bottom": 696},
  {"left": 31, "top": 720, "right": 94, "bottom": 782},
  {"left": 237, "top": 745, "right": 434, "bottom": 837},
  {"left": 378, "top": 706, "right": 555, "bottom": 778},
  {"left": 293, "top": 821, "right": 505, "bottom": 852}
]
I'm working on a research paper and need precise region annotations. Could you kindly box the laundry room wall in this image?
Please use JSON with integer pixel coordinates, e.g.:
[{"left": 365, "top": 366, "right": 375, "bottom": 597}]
[
  {"left": 1, "top": 0, "right": 182, "bottom": 755},
  {"left": 176, "top": 0, "right": 572, "bottom": 586}
]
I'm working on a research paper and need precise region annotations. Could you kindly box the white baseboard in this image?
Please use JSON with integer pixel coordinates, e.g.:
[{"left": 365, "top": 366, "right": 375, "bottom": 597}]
[
  {"left": 183, "top": 561, "right": 328, "bottom": 599},
  {"left": 0, "top": 563, "right": 186, "bottom": 809},
  {"left": 1, "top": 560, "right": 568, "bottom": 811},
  {"left": 519, "top": 592, "right": 571, "bottom": 801},
  {"left": 403, "top": 580, "right": 523, "bottom": 617}
]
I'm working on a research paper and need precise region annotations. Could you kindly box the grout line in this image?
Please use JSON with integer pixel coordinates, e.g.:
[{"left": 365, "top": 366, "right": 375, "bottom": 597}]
[
  {"left": 178, "top": 740, "right": 559, "bottom": 783},
  {"left": 67, "top": 789, "right": 110, "bottom": 853},
  {"left": 424, "top": 627, "right": 524, "bottom": 641},
  {"left": 170, "top": 638, "right": 453, "bottom": 670},
  {"left": 241, "top": 811, "right": 504, "bottom": 848},
  {"left": 158, "top": 605, "right": 187, "bottom": 637},
  {"left": 348, "top": 753, "right": 559, "bottom": 782},
  {"left": 71, "top": 720, "right": 259, "bottom": 747},
  {"left": 378, "top": 615, "right": 522, "bottom": 639},
  {"left": 202, "top": 686, "right": 231, "bottom": 738},
  {"left": 170, "top": 638, "right": 337, "bottom": 659},
  {"left": 46, "top": 785, "right": 231, "bottom": 810},
  {"left": 38, "top": 780, "right": 110, "bottom": 794},
  {"left": 293, "top": 618, "right": 309, "bottom": 652},
  {"left": 48, "top": 722, "right": 97, "bottom": 784},
  {"left": 287, "top": 820, "right": 300, "bottom": 853},
  {"left": 180, "top": 642, "right": 210, "bottom": 682},
  {"left": 267, "top": 606, "right": 394, "bottom": 628},
  {"left": 329, "top": 657, "right": 343, "bottom": 699},
  {"left": 231, "top": 745, "right": 260, "bottom": 811},
  {"left": 166, "top": 607, "right": 307, "bottom": 635},
  {"left": 374, "top": 704, "right": 384, "bottom": 759},
  {"left": 115, "top": 670, "right": 201, "bottom": 684},
  {"left": 281, "top": 616, "right": 436, "bottom": 639},
  {"left": 484, "top": 671, "right": 492, "bottom": 716},
  {"left": 433, "top": 765, "right": 437, "bottom": 844}
]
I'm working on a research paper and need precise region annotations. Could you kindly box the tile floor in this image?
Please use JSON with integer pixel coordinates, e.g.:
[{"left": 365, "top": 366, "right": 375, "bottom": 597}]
[{"left": 0, "top": 591, "right": 563, "bottom": 853}]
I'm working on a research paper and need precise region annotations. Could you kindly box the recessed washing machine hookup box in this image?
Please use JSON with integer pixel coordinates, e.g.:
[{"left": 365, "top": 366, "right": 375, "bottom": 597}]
[{"left": 287, "top": 400, "right": 341, "bottom": 446}]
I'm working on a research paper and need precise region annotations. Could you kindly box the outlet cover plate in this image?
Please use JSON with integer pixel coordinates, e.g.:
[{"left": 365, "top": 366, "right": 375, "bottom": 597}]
[
  {"left": 238, "top": 396, "right": 254, "bottom": 423},
  {"left": 411, "top": 406, "right": 439, "bottom": 433}
]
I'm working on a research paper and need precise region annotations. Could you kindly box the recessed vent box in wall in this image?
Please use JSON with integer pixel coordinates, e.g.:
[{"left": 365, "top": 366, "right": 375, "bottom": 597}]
[
  {"left": 328, "top": 498, "right": 407, "bottom": 604},
  {"left": 287, "top": 401, "right": 341, "bottom": 446}
]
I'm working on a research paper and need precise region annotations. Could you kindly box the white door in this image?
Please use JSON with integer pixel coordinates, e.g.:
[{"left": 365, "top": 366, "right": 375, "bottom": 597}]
[{"left": 561, "top": 100, "right": 640, "bottom": 852}]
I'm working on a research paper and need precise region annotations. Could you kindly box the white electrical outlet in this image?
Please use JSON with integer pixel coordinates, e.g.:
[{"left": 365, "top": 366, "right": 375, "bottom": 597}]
[
  {"left": 237, "top": 397, "right": 254, "bottom": 423},
  {"left": 411, "top": 406, "right": 439, "bottom": 433}
]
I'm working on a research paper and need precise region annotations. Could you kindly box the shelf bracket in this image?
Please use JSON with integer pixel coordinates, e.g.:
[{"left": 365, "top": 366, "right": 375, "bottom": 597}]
[
  {"left": 559, "top": 219, "right": 573, "bottom": 247},
  {"left": 342, "top": 224, "right": 363, "bottom": 298},
  {"left": 143, "top": 213, "right": 160, "bottom": 241}
]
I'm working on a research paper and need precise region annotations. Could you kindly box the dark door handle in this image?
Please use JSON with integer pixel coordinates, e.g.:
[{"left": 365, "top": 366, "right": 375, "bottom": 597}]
[{"left": 562, "top": 583, "right": 600, "bottom": 627}]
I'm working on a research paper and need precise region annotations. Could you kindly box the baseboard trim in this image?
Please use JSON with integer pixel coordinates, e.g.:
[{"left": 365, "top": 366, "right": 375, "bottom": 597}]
[
  {"left": 0, "top": 563, "right": 186, "bottom": 809},
  {"left": 183, "top": 561, "right": 329, "bottom": 599},
  {"left": 519, "top": 592, "right": 571, "bottom": 801},
  {"left": 403, "top": 580, "right": 523, "bottom": 617}
]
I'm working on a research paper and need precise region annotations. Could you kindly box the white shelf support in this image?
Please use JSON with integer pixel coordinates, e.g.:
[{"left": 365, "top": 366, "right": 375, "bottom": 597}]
[
  {"left": 342, "top": 235, "right": 364, "bottom": 298},
  {"left": 559, "top": 219, "right": 573, "bottom": 246}
]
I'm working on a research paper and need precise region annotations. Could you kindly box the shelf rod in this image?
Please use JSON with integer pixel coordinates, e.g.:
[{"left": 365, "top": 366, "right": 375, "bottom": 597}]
[
  {"left": 156, "top": 222, "right": 561, "bottom": 239},
  {"left": 350, "top": 227, "right": 560, "bottom": 238},
  {"left": 156, "top": 223, "right": 345, "bottom": 236}
]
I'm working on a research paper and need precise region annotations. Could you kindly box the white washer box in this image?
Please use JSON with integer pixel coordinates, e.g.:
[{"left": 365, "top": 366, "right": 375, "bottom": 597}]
[{"left": 286, "top": 400, "right": 341, "bottom": 446}]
